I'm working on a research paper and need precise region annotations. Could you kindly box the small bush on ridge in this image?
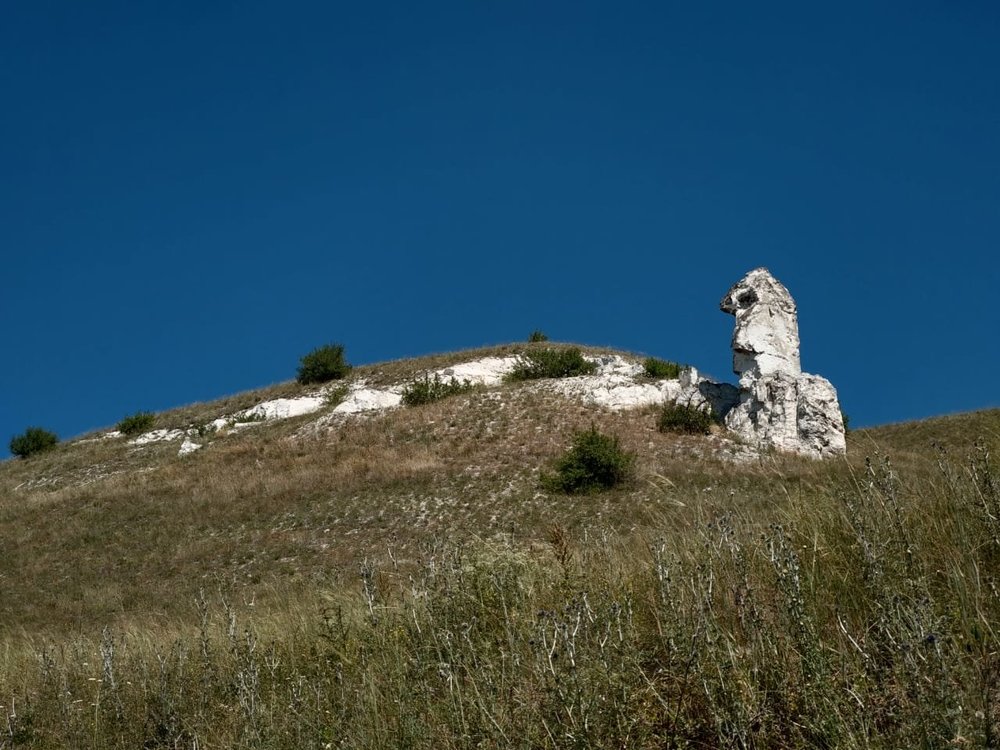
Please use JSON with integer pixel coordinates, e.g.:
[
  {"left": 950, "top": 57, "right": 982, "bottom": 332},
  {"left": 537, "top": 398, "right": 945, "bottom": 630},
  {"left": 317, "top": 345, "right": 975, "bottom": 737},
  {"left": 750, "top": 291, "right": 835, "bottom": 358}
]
[
  {"left": 116, "top": 411, "right": 156, "bottom": 436},
  {"left": 643, "top": 356, "right": 682, "bottom": 379},
  {"left": 527, "top": 330, "right": 549, "bottom": 342},
  {"left": 402, "top": 375, "right": 476, "bottom": 407},
  {"left": 507, "top": 347, "right": 597, "bottom": 381},
  {"left": 657, "top": 401, "right": 716, "bottom": 435},
  {"left": 9, "top": 427, "right": 59, "bottom": 458},
  {"left": 543, "top": 426, "right": 635, "bottom": 494},
  {"left": 297, "top": 343, "right": 351, "bottom": 384}
]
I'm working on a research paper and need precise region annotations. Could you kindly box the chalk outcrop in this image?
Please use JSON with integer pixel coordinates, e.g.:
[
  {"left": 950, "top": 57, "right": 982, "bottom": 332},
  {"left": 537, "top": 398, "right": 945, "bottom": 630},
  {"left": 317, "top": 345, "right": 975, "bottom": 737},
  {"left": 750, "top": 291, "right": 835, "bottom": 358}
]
[
  {"left": 107, "top": 270, "right": 842, "bottom": 464},
  {"left": 719, "top": 268, "right": 845, "bottom": 458},
  {"left": 178, "top": 438, "right": 202, "bottom": 456}
]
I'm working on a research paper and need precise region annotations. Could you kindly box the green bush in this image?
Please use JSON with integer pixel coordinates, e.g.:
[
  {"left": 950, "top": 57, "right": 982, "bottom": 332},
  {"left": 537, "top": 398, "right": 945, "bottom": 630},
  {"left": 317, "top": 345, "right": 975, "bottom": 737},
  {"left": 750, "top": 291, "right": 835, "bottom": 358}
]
[
  {"left": 507, "top": 347, "right": 597, "bottom": 381},
  {"left": 543, "top": 426, "right": 635, "bottom": 494},
  {"left": 402, "top": 375, "right": 476, "bottom": 407},
  {"left": 116, "top": 411, "right": 156, "bottom": 436},
  {"left": 643, "top": 357, "right": 682, "bottom": 379},
  {"left": 324, "top": 383, "right": 350, "bottom": 408},
  {"left": 297, "top": 343, "right": 351, "bottom": 385},
  {"left": 232, "top": 409, "right": 266, "bottom": 424},
  {"left": 527, "top": 330, "right": 549, "bottom": 343},
  {"left": 9, "top": 427, "right": 59, "bottom": 459},
  {"left": 657, "top": 401, "right": 716, "bottom": 435}
]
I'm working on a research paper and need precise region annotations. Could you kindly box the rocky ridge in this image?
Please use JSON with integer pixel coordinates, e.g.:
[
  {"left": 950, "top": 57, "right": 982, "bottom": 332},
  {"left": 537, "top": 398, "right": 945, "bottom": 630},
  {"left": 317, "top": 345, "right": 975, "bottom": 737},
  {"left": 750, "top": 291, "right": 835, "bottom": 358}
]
[
  {"left": 53, "top": 268, "right": 844, "bottom": 469},
  {"left": 107, "top": 353, "right": 741, "bottom": 457}
]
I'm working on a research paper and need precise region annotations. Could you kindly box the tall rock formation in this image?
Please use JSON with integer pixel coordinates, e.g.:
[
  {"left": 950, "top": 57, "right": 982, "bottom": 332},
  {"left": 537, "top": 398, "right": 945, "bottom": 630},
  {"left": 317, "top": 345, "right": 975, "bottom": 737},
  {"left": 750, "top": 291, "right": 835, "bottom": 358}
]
[{"left": 719, "top": 268, "right": 846, "bottom": 458}]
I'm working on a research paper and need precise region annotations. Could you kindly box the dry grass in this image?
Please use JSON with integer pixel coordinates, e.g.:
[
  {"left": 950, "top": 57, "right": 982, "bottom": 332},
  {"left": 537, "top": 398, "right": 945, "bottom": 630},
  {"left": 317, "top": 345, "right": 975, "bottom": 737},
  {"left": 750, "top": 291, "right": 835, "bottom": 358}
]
[
  {"left": 0, "top": 344, "right": 854, "bottom": 636},
  {"left": 2, "top": 345, "right": 999, "bottom": 747},
  {"left": 2, "top": 439, "right": 999, "bottom": 747}
]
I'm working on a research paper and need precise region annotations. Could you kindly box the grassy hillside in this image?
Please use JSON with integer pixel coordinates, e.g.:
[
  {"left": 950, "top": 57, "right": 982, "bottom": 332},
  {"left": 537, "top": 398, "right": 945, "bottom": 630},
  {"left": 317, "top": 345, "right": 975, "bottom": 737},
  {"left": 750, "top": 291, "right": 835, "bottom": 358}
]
[{"left": 1, "top": 344, "right": 999, "bottom": 748}]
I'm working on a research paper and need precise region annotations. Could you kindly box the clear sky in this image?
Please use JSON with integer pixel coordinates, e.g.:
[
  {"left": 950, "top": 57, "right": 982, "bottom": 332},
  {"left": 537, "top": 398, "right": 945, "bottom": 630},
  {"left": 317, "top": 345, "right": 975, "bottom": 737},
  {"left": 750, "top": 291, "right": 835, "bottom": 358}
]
[{"left": 3, "top": 1, "right": 998, "bottom": 452}]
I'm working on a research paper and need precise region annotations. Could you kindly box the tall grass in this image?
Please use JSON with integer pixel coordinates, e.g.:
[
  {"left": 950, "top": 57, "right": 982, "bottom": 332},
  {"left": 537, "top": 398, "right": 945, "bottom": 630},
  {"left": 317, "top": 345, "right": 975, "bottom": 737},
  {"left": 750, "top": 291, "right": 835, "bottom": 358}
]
[{"left": 3, "top": 445, "right": 999, "bottom": 748}]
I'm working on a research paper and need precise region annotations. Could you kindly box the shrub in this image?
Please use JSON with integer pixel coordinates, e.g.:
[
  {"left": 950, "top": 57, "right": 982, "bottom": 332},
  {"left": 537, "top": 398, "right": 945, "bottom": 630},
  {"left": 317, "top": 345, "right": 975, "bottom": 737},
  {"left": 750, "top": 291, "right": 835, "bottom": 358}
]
[
  {"left": 116, "top": 411, "right": 156, "bottom": 436},
  {"left": 527, "top": 330, "right": 549, "bottom": 343},
  {"left": 657, "top": 401, "right": 716, "bottom": 435},
  {"left": 643, "top": 357, "right": 682, "bottom": 379},
  {"left": 324, "top": 383, "right": 350, "bottom": 408},
  {"left": 543, "top": 426, "right": 635, "bottom": 494},
  {"left": 401, "top": 375, "right": 476, "bottom": 407},
  {"left": 9, "top": 427, "right": 58, "bottom": 459},
  {"left": 507, "top": 347, "right": 597, "bottom": 381},
  {"left": 297, "top": 343, "right": 351, "bottom": 384},
  {"left": 232, "top": 409, "right": 266, "bottom": 424}
]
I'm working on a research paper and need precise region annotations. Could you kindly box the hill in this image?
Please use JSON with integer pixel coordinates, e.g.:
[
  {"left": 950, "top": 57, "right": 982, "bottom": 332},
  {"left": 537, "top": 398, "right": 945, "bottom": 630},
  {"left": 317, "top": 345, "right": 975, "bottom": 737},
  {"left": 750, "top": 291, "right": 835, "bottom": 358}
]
[
  {"left": 0, "top": 344, "right": 746, "bottom": 633},
  {"left": 1, "top": 343, "right": 999, "bottom": 748}
]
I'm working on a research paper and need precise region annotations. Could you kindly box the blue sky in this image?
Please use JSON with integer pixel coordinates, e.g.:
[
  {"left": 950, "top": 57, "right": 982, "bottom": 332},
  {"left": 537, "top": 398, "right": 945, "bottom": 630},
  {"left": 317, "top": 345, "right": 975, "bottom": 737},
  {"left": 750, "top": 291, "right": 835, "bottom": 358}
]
[{"left": 3, "top": 1, "right": 998, "bottom": 451}]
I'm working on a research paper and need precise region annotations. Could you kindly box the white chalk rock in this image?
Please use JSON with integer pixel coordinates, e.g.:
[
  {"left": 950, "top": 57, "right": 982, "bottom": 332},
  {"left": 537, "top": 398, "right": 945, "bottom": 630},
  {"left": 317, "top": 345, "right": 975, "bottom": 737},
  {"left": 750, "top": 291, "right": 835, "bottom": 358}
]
[
  {"left": 720, "top": 268, "right": 845, "bottom": 459},
  {"left": 129, "top": 428, "right": 186, "bottom": 446},
  {"left": 796, "top": 374, "right": 847, "bottom": 457},
  {"left": 333, "top": 388, "right": 402, "bottom": 414},
  {"left": 178, "top": 438, "right": 202, "bottom": 456},
  {"left": 534, "top": 355, "right": 739, "bottom": 415},
  {"left": 540, "top": 355, "right": 674, "bottom": 411},
  {"left": 725, "top": 372, "right": 803, "bottom": 454},
  {"left": 720, "top": 267, "right": 801, "bottom": 382},
  {"left": 432, "top": 356, "right": 520, "bottom": 387},
  {"left": 238, "top": 396, "right": 326, "bottom": 422}
]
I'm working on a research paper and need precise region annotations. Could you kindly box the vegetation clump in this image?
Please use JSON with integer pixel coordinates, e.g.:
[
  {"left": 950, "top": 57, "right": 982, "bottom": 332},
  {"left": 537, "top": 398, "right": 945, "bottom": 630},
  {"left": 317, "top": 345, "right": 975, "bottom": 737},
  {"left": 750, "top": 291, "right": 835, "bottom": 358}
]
[
  {"left": 543, "top": 425, "right": 634, "bottom": 494},
  {"left": 297, "top": 343, "right": 351, "bottom": 384},
  {"left": 324, "top": 383, "right": 350, "bottom": 408},
  {"left": 657, "top": 401, "right": 716, "bottom": 434},
  {"left": 527, "top": 329, "right": 549, "bottom": 342},
  {"left": 401, "top": 375, "right": 476, "bottom": 406},
  {"left": 643, "top": 356, "right": 682, "bottom": 379},
  {"left": 232, "top": 409, "right": 266, "bottom": 424},
  {"left": 116, "top": 411, "right": 156, "bottom": 436},
  {"left": 9, "top": 426, "right": 59, "bottom": 458},
  {"left": 507, "top": 347, "right": 597, "bottom": 381}
]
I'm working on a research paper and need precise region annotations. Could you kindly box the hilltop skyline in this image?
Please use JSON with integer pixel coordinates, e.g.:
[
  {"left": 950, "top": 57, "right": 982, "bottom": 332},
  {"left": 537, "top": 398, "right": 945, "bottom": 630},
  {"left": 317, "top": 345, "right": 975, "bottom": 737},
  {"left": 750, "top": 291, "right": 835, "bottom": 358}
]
[{"left": 3, "top": 2, "right": 999, "bottom": 451}]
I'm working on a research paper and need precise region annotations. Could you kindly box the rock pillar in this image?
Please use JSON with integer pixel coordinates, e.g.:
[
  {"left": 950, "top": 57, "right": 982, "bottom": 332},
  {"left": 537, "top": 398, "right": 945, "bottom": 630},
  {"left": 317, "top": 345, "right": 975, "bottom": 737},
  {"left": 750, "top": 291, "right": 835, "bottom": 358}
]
[{"left": 720, "top": 268, "right": 846, "bottom": 458}]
